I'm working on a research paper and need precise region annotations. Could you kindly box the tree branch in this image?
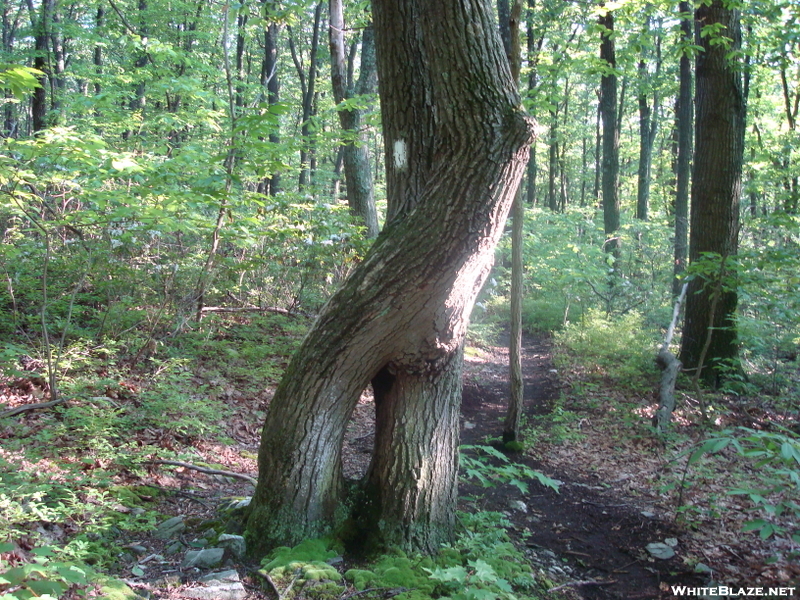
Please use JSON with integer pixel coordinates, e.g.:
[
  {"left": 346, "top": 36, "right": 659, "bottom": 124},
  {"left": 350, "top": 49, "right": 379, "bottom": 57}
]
[{"left": 148, "top": 460, "right": 257, "bottom": 486}]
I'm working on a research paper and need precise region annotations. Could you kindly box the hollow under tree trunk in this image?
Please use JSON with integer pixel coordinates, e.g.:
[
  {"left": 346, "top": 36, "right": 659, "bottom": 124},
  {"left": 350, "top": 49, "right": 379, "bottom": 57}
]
[{"left": 245, "top": 0, "right": 533, "bottom": 556}]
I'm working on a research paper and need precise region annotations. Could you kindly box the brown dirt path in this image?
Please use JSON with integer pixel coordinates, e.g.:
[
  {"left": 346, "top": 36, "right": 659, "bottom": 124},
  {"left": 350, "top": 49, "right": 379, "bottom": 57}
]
[{"left": 459, "top": 334, "right": 704, "bottom": 599}]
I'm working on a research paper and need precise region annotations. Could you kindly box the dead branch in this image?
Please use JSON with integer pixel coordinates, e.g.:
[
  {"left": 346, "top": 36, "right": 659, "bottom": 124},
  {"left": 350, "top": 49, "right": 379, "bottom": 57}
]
[
  {"left": 148, "top": 459, "right": 257, "bottom": 486},
  {"left": 0, "top": 396, "right": 67, "bottom": 419},
  {"left": 199, "top": 306, "right": 312, "bottom": 318},
  {"left": 653, "top": 282, "right": 688, "bottom": 433}
]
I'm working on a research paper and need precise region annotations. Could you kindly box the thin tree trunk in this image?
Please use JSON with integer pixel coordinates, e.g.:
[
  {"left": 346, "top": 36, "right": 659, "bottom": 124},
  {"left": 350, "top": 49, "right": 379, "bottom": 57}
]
[
  {"left": 329, "top": 0, "right": 379, "bottom": 237},
  {"left": 636, "top": 23, "right": 661, "bottom": 221},
  {"left": 498, "top": 0, "right": 525, "bottom": 444},
  {"left": 292, "top": 2, "right": 323, "bottom": 191},
  {"left": 599, "top": 10, "right": 620, "bottom": 258},
  {"left": 258, "top": 18, "right": 281, "bottom": 196},
  {"left": 673, "top": 1, "right": 692, "bottom": 297}
]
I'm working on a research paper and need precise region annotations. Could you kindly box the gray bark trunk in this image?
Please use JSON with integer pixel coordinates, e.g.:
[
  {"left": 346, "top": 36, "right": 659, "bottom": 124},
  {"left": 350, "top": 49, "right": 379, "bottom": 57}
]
[
  {"left": 329, "top": 1, "right": 379, "bottom": 237},
  {"left": 246, "top": 0, "right": 533, "bottom": 555},
  {"left": 673, "top": 1, "right": 692, "bottom": 297}
]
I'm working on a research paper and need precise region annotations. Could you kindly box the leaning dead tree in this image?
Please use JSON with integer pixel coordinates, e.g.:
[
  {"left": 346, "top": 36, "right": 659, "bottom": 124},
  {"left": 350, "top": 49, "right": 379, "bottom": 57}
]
[{"left": 653, "top": 282, "right": 688, "bottom": 433}]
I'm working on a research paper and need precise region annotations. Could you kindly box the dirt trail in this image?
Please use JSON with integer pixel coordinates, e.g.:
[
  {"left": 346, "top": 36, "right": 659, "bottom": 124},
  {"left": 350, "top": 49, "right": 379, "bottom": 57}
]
[{"left": 460, "top": 334, "right": 703, "bottom": 599}]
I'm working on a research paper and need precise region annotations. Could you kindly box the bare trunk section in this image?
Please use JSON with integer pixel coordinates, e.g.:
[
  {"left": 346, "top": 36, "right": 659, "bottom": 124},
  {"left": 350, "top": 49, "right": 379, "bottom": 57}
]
[
  {"left": 258, "top": 18, "right": 281, "bottom": 196},
  {"left": 329, "top": 1, "right": 379, "bottom": 237},
  {"left": 246, "top": 0, "right": 533, "bottom": 555},
  {"left": 673, "top": 1, "right": 692, "bottom": 297},
  {"left": 680, "top": 0, "right": 745, "bottom": 385},
  {"left": 599, "top": 10, "right": 620, "bottom": 260},
  {"left": 636, "top": 23, "right": 661, "bottom": 221},
  {"left": 291, "top": 2, "right": 323, "bottom": 191},
  {"left": 498, "top": 0, "right": 525, "bottom": 444}
]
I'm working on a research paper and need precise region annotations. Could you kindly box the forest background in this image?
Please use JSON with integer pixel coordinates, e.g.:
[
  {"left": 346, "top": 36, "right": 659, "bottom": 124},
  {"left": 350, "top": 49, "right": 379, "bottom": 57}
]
[{"left": 0, "top": 0, "right": 798, "bottom": 597}]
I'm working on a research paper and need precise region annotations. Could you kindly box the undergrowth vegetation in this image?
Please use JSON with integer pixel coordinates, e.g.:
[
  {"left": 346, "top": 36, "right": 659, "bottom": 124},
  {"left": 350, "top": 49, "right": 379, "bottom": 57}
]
[
  {"left": 2, "top": 169, "right": 799, "bottom": 595},
  {"left": 470, "top": 207, "right": 800, "bottom": 583},
  {"left": 257, "top": 511, "right": 548, "bottom": 600}
]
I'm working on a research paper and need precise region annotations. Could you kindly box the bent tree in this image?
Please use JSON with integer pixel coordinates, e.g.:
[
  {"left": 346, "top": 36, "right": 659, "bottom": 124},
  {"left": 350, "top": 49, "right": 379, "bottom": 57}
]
[{"left": 245, "top": 0, "right": 534, "bottom": 554}]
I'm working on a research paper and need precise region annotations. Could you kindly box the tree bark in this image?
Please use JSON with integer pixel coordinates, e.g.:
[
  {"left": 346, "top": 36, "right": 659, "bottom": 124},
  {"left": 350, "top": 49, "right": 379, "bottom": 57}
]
[
  {"left": 258, "top": 17, "right": 281, "bottom": 196},
  {"left": 679, "top": 0, "right": 745, "bottom": 385},
  {"left": 599, "top": 10, "right": 620, "bottom": 256},
  {"left": 673, "top": 1, "right": 692, "bottom": 297},
  {"left": 636, "top": 22, "right": 661, "bottom": 221},
  {"left": 329, "top": 1, "right": 379, "bottom": 237},
  {"left": 246, "top": 0, "right": 533, "bottom": 555},
  {"left": 291, "top": 2, "right": 323, "bottom": 191},
  {"left": 498, "top": 0, "right": 525, "bottom": 444}
]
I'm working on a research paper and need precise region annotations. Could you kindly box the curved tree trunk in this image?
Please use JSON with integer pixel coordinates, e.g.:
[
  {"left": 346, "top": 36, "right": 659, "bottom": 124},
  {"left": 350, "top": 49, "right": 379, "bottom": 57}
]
[
  {"left": 245, "top": 0, "right": 533, "bottom": 555},
  {"left": 679, "top": 0, "right": 745, "bottom": 385}
]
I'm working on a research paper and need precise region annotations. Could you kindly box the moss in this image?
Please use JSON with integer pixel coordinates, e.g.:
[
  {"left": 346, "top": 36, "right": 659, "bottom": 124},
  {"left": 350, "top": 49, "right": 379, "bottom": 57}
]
[
  {"left": 98, "top": 578, "right": 143, "bottom": 599},
  {"left": 262, "top": 539, "right": 340, "bottom": 570},
  {"left": 108, "top": 486, "right": 156, "bottom": 508}
]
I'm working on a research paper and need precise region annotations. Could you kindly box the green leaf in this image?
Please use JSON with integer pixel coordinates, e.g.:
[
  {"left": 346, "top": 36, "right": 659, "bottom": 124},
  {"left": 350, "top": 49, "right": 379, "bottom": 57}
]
[
  {"left": 426, "top": 566, "right": 468, "bottom": 583},
  {"left": 469, "top": 560, "right": 497, "bottom": 583},
  {"left": 742, "top": 519, "right": 767, "bottom": 532},
  {"left": 56, "top": 564, "right": 88, "bottom": 584}
]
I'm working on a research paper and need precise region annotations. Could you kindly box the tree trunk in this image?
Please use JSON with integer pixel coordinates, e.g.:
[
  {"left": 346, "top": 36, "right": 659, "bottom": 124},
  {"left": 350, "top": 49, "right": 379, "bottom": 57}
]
[
  {"left": 329, "top": 1, "right": 379, "bottom": 237},
  {"left": 29, "top": 0, "right": 52, "bottom": 133},
  {"left": 498, "top": 0, "right": 525, "bottom": 444},
  {"left": 293, "top": 2, "right": 323, "bottom": 191},
  {"left": 258, "top": 18, "right": 281, "bottom": 196},
  {"left": 246, "top": 0, "right": 533, "bottom": 555},
  {"left": 547, "top": 107, "right": 558, "bottom": 211},
  {"left": 679, "top": 0, "right": 745, "bottom": 385},
  {"left": 673, "top": 1, "right": 692, "bottom": 297},
  {"left": 636, "top": 24, "right": 661, "bottom": 221},
  {"left": 599, "top": 10, "right": 620, "bottom": 258}
]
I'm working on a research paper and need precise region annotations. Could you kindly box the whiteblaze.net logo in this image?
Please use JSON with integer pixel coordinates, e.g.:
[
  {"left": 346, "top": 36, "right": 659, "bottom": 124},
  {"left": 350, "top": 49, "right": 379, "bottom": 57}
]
[{"left": 671, "top": 586, "right": 796, "bottom": 597}]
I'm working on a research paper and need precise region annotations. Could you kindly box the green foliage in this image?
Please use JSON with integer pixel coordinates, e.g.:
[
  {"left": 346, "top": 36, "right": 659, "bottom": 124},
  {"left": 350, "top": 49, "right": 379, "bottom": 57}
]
[
  {"left": 339, "top": 511, "right": 540, "bottom": 600},
  {"left": 554, "top": 309, "right": 658, "bottom": 389},
  {"left": 681, "top": 427, "right": 800, "bottom": 543},
  {"left": 0, "top": 545, "right": 91, "bottom": 600},
  {"left": 460, "top": 445, "right": 559, "bottom": 494}
]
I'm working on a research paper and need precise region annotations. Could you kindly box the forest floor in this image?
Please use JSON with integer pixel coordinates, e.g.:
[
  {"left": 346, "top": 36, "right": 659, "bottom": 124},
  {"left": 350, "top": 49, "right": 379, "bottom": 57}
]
[{"left": 3, "top": 325, "right": 798, "bottom": 599}]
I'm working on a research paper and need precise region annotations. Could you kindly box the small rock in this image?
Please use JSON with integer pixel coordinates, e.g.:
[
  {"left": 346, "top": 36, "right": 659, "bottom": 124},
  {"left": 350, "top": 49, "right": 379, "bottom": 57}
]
[
  {"left": 509, "top": 500, "right": 528, "bottom": 513},
  {"left": 326, "top": 556, "right": 343, "bottom": 566},
  {"left": 694, "top": 562, "right": 713, "bottom": 574},
  {"left": 154, "top": 516, "right": 185, "bottom": 540},
  {"left": 199, "top": 570, "right": 240, "bottom": 584},
  {"left": 165, "top": 541, "right": 185, "bottom": 556},
  {"left": 182, "top": 548, "right": 225, "bottom": 569},
  {"left": 233, "top": 497, "right": 251, "bottom": 510},
  {"left": 182, "top": 582, "right": 247, "bottom": 600},
  {"left": 126, "top": 545, "right": 148, "bottom": 556},
  {"left": 640, "top": 511, "right": 655, "bottom": 518},
  {"left": 664, "top": 537, "right": 678, "bottom": 548},
  {"left": 217, "top": 534, "right": 246, "bottom": 559},
  {"left": 645, "top": 542, "right": 676, "bottom": 560}
]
